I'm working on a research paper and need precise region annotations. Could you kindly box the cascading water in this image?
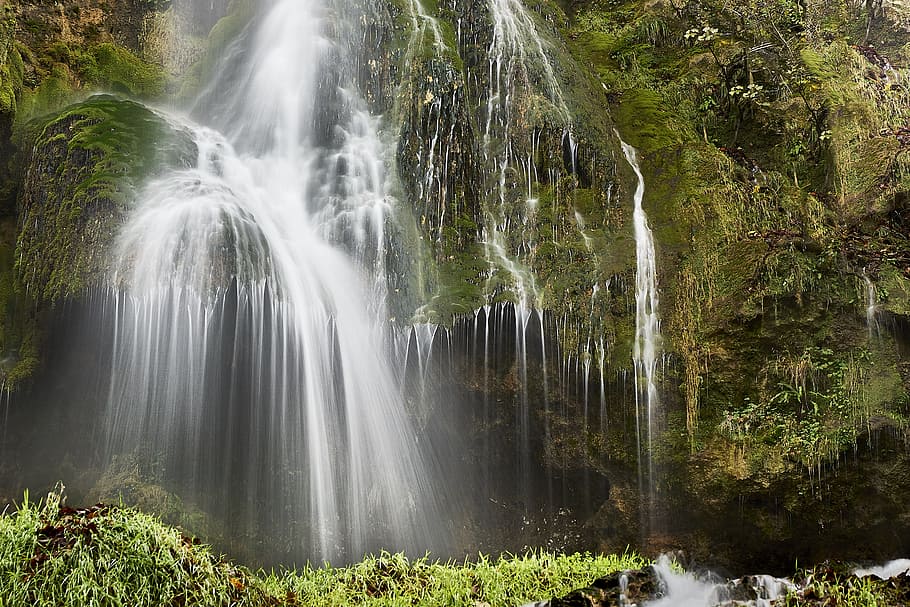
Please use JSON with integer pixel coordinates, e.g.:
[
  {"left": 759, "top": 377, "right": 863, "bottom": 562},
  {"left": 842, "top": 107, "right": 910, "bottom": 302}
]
[
  {"left": 479, "top": 0, "right": 575, "bottom": 510},
  {"left": 619, "top": 138, "right": 662, "bottom": 531},
  {"left": 646, "top": 556, "right": 793, "bottom": 607},
  {"left": 521, "top": 555, "right": 798, "bottom": 607},
  {"left": 100, "top": 0, "right": 441, "bottom": 563},
  {"left": 482, "top": 0, "right": 569, "bottom": 305},
  {"left": 863, "top": 270, "right": 878, "bottom": 336}
]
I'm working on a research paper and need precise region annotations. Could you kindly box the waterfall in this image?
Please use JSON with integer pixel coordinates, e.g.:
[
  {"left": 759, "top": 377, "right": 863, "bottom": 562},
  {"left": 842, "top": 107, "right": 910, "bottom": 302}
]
[
  {"left": 478, "top": 0, "right": 576, "bottom": 511},
  {"left": 482, "top": 0, "right": 569, "bottom": 307},
  {"left": 100, "top": 0, "right": 441, "bottom": 562},
  {"left": 863, "top": 270, "right": 878, "bottom": 336},
  {"left": 619, "top": 138, "right": 661, "bottom": 530}
]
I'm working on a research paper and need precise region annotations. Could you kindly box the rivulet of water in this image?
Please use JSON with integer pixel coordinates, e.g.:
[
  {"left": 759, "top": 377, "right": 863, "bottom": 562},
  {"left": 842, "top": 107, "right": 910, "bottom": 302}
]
[{"left": 619, "top": 138, "right": 662, "bottom": 534}]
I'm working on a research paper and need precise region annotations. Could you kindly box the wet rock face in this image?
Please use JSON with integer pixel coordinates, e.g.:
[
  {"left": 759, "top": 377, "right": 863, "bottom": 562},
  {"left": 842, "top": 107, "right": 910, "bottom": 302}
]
[
  {"left": 387, "top": 0, "right": 623, "bottom": 326},
  {"left": 9, "top": 0, "right": 163, "bottom": 60}
]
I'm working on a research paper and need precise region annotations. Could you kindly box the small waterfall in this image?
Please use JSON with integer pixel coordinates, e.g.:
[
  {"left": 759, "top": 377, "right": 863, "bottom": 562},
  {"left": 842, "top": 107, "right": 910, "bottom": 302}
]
[
  {"left": 408, "top": 0, "right": 447, "bottom": 52},
  {"left": 485, "top": 0, "right": 569, "bottom": 137},
  {"left": 863, "top": 270, "right": 878, "bottom": 336},
  {"left": 478, "top": 0, "right": 576, "bottom": 510},
  {"left": 619, "top": 138, "right": 662, "bottom": 531},
  {"left": 481, "top": 0, "right": 569, "bottom": 304},
  {"left": 100, "top": 0, "right": 442, "bottom": 562},
  {"left": 647, "top": 555, "right": 792, "bottom": 607}
]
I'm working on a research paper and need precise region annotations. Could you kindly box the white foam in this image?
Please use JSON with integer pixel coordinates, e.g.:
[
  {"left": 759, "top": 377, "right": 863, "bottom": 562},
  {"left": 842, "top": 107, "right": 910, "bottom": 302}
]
[{"left": 855, "top": 559, "right": 910, "bottom": 579}]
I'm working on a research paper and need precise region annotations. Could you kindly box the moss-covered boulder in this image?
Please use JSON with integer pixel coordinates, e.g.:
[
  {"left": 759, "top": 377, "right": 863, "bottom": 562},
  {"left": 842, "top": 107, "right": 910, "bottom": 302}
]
[{"left": 16, "top": 94, "right": 194, "bottom": 301}]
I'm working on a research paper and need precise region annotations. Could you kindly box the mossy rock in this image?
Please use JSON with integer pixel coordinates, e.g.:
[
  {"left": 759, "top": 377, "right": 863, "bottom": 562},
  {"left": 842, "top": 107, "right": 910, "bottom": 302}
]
[
  {"left": 16, "top": 94, "right": 196, "bottom": 302},
  {"left": 175, "top": 0, "right": 256, "bottom": 102},
  {"left": 880, "top": 264, "right": 910, "bottom": 316}
]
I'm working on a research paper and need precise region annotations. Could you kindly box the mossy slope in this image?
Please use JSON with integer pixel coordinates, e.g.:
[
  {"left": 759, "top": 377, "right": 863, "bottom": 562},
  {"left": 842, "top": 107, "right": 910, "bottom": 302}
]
[{"left": 0, "top": 0, "right": 179, "bottom": 390}]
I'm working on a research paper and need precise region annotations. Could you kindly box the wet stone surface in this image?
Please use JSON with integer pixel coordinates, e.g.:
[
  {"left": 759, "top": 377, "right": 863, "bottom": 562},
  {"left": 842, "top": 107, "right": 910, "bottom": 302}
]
[{"left": 549, "top": 568, "right": 659, "bottom": 607}]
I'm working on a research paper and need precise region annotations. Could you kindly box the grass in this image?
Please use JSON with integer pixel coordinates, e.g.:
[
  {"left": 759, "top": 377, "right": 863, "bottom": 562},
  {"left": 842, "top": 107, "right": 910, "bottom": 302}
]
[
  {"left": 784, "top": 563, "right": 907, "bottom": 607},
  {"left": 0, "top": 487, "right": 647, "bottom": 607},
  {"left": 0, "top": 488, "right": 254, "bottom": 606},
  {"left": 1, "top": 487, "right": 905, "bottom": 606},
  {"left": 267, "top": 551, "right": 649, "bottom": 606}
]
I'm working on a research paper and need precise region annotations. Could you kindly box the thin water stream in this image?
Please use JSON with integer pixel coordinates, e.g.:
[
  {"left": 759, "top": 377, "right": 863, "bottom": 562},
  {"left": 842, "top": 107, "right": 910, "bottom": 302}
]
[{"left": 619, "top": 138, "right": 661, "bottom": 534}]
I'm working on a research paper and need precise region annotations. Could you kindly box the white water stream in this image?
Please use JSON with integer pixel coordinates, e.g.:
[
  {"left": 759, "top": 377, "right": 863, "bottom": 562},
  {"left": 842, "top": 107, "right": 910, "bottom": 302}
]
[
  {"left": 646, "top": 556, "right": 792, "bottom": 607},
  {"left": 619, "top": 138, "right": 661, "bottom": 525},
  {"left": 482, "top": 0, "right": 569, "bottom": 309},
  {"left": 102, "top": 0, "right": 438, "bottom": 561},
  {"left": 862, "top": 270, "right": 878, "bottom": 336},
  {"left": 521, "top": 555, "right": 798, "bottom": 607}
]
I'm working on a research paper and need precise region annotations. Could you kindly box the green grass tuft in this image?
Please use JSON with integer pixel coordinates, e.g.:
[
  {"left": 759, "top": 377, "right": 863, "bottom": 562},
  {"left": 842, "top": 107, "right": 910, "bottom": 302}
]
[{"left": 0, "top": 487, "right": 256, "bottom": 607}]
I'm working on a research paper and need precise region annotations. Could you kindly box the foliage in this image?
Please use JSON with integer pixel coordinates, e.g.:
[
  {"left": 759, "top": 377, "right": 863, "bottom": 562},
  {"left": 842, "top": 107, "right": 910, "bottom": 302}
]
[
  {"left": 0, "top": 18, "right": 24, "bottom": 116},
  {"left": 717, "top": 347, "right": 895, "bottom": 469}
]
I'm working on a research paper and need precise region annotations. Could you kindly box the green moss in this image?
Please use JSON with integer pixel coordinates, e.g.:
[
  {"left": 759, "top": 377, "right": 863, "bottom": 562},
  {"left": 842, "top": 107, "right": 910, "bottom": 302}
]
[
  {"left": 0, "top": 41, "right": 24, "bottom": 115},
  {"left": 78, "top": 43, "right": 168, "bottom": 98},
  {"left": 0, "top": 219, "right": 38, "bottom": 392},
  {"left": 402, "top": 0, "right": 463, "bottom": 70},
  {"left": 4, "top": 323, "right": 39, "bottom": 388},
  {"left": 16, "top": 64, "right": 79, "bottom": 128},
  {"left": 423, "top": 250, "right": 486, "bottom": 325},
  {"left": 11, "top": 38, "right": 168, "bottom": 128},
  {"left": 879, "top": 264, "right": 910, "bottom": 316},
  {"left": 800, "top": 47, "right": 838, "bottom": 80},
  {"left": 615, "top": 89, "right": 682, "bottom": 153}
]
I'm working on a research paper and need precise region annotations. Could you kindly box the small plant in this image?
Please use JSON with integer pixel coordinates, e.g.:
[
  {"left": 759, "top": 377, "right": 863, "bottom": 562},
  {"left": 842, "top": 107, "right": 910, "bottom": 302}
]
[{"left": 684, "top": 26, "right": 721, "bottom": 44}]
